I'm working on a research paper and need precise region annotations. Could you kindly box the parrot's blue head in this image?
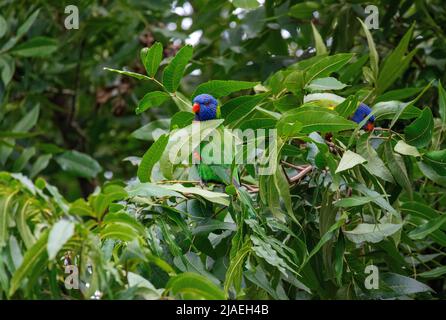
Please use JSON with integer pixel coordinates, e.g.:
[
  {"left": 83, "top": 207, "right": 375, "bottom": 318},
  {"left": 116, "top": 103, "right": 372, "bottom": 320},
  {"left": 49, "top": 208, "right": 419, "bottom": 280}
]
[
  {"left": 351, "top": 103, "right": 375, "bottom": 131},
  {"left": 192, "top": 94, "right": 218, "bottom": 121}
]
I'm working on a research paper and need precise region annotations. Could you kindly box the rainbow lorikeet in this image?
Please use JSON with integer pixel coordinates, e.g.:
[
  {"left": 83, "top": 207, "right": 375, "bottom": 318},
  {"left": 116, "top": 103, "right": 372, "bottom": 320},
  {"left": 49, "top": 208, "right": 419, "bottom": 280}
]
[
  {"left": 304, "top": 93, "right": 376, "bottom": 131},
  {"left": 192, "top": 94, "right": 239, "bottom": 186}
]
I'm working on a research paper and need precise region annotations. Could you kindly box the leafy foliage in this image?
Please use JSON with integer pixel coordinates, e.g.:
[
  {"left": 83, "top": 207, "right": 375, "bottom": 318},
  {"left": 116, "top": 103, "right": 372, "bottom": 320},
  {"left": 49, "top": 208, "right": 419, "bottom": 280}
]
[{"left": 0, "top": 1, "right": 446, "bottom": 301}]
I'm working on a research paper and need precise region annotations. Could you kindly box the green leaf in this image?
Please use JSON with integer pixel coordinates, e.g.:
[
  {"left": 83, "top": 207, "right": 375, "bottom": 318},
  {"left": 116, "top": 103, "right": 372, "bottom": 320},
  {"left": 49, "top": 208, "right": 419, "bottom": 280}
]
[
  {"left": 439, "top": 81, "right": 446, "bottom": 127},
  {"left": 404, "top": 108, "right": 434, "bottom": 148},
  {"left": 358, "top": 19, "right": 379, "bottom": 82},
  {"left": 14, "top": 105, "right": 40, "bottom": 132},
  {"left": 193, "top": 80, "right": 258, "bottom": 99},
  {"left": 394, "top": 140, "right": 421, "bottom": 157},
  {"left": 224, "top": 240, "right": 251, "bottom": 294},
  {"left": 104, "top": 67, "right": 150, "bottom": 80},
  {"left": 222, "top": 93, "right": 268, "bottom": 126},
  {"left": 17, "top": 10, "right": 40, "bottom": 38},
  {"left": 127, "top": 183, "right": 184, "bottom": 198},
  {"left": 311, "top": 23, "right": 327, "bottom": 56},
  {"left": 162, "top": 184, "right": 230, "bottom": 206},
  {"left": 167, "top": 272, "right": 225, "bottom": 300},
  {"left": 0, "top": 193, "right": 16, "bottom": 247},
  {"left": 335, "top": 150, "right": 367, "bottom": 173},
  {"left": 140, "top": 42, "right": 163, "bottom": 77},
  {"left": 344, "top": 223, "right": 402, "bottom": 244},
  {"left": 357, "top": 135, "right": 394, "bottom": 182},
  {"left": 389, "top": 80, "right": 432, "bottom": 129},
  {"left": 233, "top": 0, "right": 259, "bottom": 9},
  {"left": 11, "top": 37, "right": 58, "bottom": 57},
  {"left": 289, "top": 2, "right": 320, "bottom": 19},
  {"left": 375, "top": 87, "right": 423, "bottom": 103},
  {"left": 305, "top": 53, "right": 354, "bottom": 84},
  {"left": 380, "top": 273, "right": 433, "bottom": 296},
  {"left": 419, "top": 266, "right": 446, "bottom": 279},
  {"left": 170, "top": 111, "right": 195, "bottom": 130},
  {"left": 55, "top": 150, "right": 102, "bottom": 179},
  {"left": 306, "top": 77, "right": 347, "bottom": 91},
  {"left": 47, "top": 219, "right": 75, "bottom": 260},
  {"left": 334, "top": 196, "right": 380, "bottom": 207},
  {"left": 29, "top": 154, "right": 52, "bottom": 178},
  {"left": 418, "top": 161, "right": 446, "bottom": 187},
  {"left": 283, "top": 109, "right": 356, "bottom": 133},
  {"left": 136, "top": 91, "right": 170, "bottom": 114},
  {"left": 9, "top": 231, "right": 48, "bottom": 297},
  {"left": 137, "top": 134, "right": 169, "bottom": 182},
  {"left": 424, "top": 149, "right": 446, "bottom": 175},
  {"left": 377, "top": 24, "right": 415, "bottom": 94},
  {"left": 409, "top": 215, "right": 446, "bottom": 240},
  {"left": 0, "top": 14, "right": 7, "bottom": 39},
  {"left": 373, "top": 101, "right": 421, "bottom": 121},
  {"left": 384, "top": 141, "right": 412, "bottom": 198},
  {"left": 162, "top": 45, "right": 193, "bottom": 92}
]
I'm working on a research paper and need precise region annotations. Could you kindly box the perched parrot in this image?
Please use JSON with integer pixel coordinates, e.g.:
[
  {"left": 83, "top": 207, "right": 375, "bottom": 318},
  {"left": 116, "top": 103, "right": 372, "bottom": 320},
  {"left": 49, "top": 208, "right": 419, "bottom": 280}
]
[
  {"left": 191, "top": 94, "right": 239, "bottom": 187},
  {"left": 303, "top": 93, "right": 376, "bottom": 131}
]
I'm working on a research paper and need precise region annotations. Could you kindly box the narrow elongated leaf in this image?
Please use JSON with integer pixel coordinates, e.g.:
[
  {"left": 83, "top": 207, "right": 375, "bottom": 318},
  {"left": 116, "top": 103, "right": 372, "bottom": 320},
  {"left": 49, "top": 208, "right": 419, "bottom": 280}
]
[
  {"left": 11, "top": 37, "right": 58, "bottom": 57},
  {"left": 409, "top": 215, "right": 446, "bottom": 240},
  {"left": 137, "top": 134, "right": 169, "bottom": 182},
  {"left": 311, "top": 23, "right": 327, "bottom": 56},
  {"left": 193, "top": 80, "right": 258, "bottom": 98},
  {"left": 167, "top": 272, "right": 225, "bottom": 300},
  {"left": 55, "top": 150, "right": 102, "bottom": 179},
  {"left": 284, "top": 109, "right": 356, "bottom": 133},
  {"left": 47, "top": 219, "right": 75, "bottom": 260},
  {"left": 162, "top": 45, "right": 193, "bottom": 92},
  {"left": 357, "top": 135, "right": 394, "bottom": 182},
  {"left": 439, "top": 81, "right": 446, "bottom": 126},
  {"left": 104, "top": 67, "right": 150, "bottom": 80},
  {"left": 233, "top": 0, "right": 259, "bottom": 9},
  {"left": 344, "top": 223, "right": 402, "bottom": 244},
  {"left": 358, "top": 19, "right": 379, "bottom": 81},
  {"left": 404, "top": 108, "right": 434, "bottom": 148},
  {"left": 29, "top": 154, "right": 52, "bottom": 178},
  {"left": 384, "top": 141, "right": 412, "bottom": 198},
  {"left": 9, "top": 231, "right": 48, "bottom": 297}
]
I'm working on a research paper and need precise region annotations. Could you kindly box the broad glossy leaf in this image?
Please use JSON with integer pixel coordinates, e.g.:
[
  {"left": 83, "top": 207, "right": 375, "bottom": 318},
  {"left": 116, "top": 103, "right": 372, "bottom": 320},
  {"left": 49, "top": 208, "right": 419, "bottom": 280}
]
[
  {"left": 222, "top": 93, "right": 268, "bottom": 125},
  {"left": 47, "top": 219, "right": 75, "bottom": 260},
  {"left": 137, "top": 134, "right": 169, "bottom": 182},
  {"left": 233, "top": 0, "right": 260, "bottom": 9},
  {"left": 55, "top": 150, "right": 102, "bottom": 179},
  {"left": 306, "top": 77, "right": 347, "bottom": 91},
  {"left": 136, "top": 91, "right": 170, "bottom": 114},
  {"left": 335, "top": 150, "right": 366, "bottom": 173},
  {"left": 162, "top": 45, "right": 193, "bottom": 92},
  {"left": 305, "top": 53, "right": 354, "bottom": 84},
  {"left": 193, "top": 80, "right": 258, "bottom": 99},
  {"left": 170, "top": 111, "right": 195, "bottom": 130},
  {"left": 140, "top": 42, "right": 163, "bottom": 77},
  {"left": 404, "top": 108, "right": 433, "bottom": 148},
  {"left": 394, "top": 140, "right": 421, "bottom": 157},
  {"left": 344, "top": 223, "right": 402, "bottom": 244}
]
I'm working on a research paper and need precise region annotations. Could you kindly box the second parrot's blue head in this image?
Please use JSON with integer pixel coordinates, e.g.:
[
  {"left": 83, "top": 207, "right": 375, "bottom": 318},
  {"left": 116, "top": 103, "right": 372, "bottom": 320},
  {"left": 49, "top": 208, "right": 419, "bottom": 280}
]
[
  {"left": 192, "top": 94, "right": 218, "bottom": 121},
  {"left": 351, "top": 103, "right": 375, "bottom": 131}
]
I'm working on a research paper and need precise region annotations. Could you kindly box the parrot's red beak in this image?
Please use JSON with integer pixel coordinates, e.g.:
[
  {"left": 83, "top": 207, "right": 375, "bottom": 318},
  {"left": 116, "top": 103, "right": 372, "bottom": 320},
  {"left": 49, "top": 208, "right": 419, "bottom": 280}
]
[
  {"left": 365, "top": 122, "right": 374, "bottom": 132},
  {"left": 192, "top": 103, "right": 200, "bottom": 113}
]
